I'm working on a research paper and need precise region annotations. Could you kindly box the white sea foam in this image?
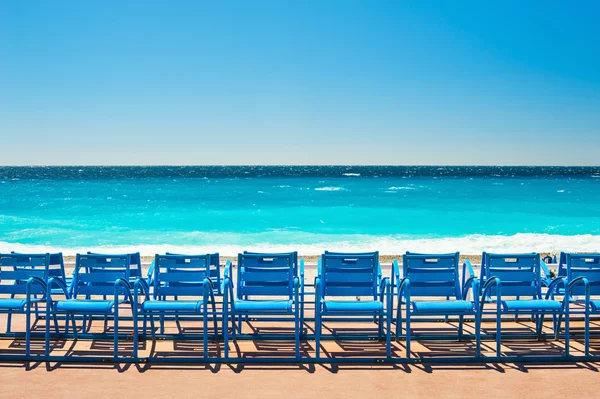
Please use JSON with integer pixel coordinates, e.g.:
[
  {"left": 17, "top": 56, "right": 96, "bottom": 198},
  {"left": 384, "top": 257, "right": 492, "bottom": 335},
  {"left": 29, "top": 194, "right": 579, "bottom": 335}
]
[
  {"left": 557, "top": 189, "right": 565, "bottom": 193},
  {"left": 315, "top": 186, "right": 345, "bottom": 191},
  {"left": 342, "top": 173, "right": 361, "bottom": 177},
  {"left": 388, "top": 186, "right": 416, "bottom": 190},
  {"left": 2, "top": 233, "right": 600, "bottom": 256}
]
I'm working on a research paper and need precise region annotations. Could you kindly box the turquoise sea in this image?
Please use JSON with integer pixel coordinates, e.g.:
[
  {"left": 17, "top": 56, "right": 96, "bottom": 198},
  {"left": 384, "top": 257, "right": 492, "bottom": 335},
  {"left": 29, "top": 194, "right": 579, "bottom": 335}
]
[{"left": 1, "top": 166, "right": 600, "bottom": 255}]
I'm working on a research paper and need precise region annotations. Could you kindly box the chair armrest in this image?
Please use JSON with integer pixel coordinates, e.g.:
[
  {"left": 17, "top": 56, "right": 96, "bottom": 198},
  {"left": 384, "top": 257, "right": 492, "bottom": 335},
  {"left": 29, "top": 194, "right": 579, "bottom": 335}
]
[
  {"left": 223, "top": 276, "right": 235, "bottom": 311},
  {"left": 540, "top": 260, "right": 553, "bottom": 286},
  {"left": 481, "top": 276, "right": 501, "bottom": 304},
  {"left": 223, "top": 259, "right": 232, "bottom": 278},
  {"left": 47, "top": 277, "right": 70, "bottom": 300},
  {"left": 397, "top": 277, "right": 410, "bottom": 305},
  {"left": 147, "top": 259, "right": 156, "bottom": 284},
  {"left": 462, "top": 277, "right": 480, "bottom": 301},
  {"left": 379, "top": 277, "right": 391, "bottom": 303},
  {"left": 113, "top": 278, "right": 133, "bottom": 302},
  {"left": 565, "top": 276, "right": 590, "bottom": 299},
  {"left": 391, "top": 259, "right": 400, "bottom": 292},
  {"left": 25, "top": 277, "right": 47, "bottom": 300},
  {"left": 545, "top": 277, "right": 567, "bottom": 300},
  {"left": 299, "top": 259, "right": 305, "bottom": 297},
  {"left": 203, "top": 278, "right": 217, "bottom": 308},
  {"left": 133, "top": 278, "right": 151, "bottom": 300},
  {"left": 317, "top": 257, "right": 322, "bottom": 277},
  {"left": 314, "top": 277, "right": 323, "bottom": 307}
]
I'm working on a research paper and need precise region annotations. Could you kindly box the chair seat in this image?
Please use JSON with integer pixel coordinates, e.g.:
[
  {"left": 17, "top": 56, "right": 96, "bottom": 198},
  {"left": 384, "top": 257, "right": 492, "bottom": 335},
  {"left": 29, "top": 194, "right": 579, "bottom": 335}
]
[
  {"left": 502, "top": 299, "right": 562, "bottom": 312},
  {"left": 142, "top": 300, "right": 204, "bottom": 312},
  {"left": 411, "top": 300, "right": 474, "bottom": 314},
  {"left": 234, "top": 300, "right": 292, "bottom": 313},
  {"left": 0, "top": 298, "right": 30, "bottom": 310},
  {"left": 55, "top": 299, "right": 115, "bottom": 313},
  {"left": 591, "top": 300, "right": 600, "bottom": 312},
  {"left": 322, "top": 300, "right": 383, "bottom": 314}
]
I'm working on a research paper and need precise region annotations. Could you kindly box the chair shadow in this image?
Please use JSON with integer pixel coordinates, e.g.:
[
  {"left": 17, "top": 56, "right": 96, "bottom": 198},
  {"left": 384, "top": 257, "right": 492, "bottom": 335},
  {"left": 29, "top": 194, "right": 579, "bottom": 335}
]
[{"left": 227, "top": 340, "right": 315, "bottom": 373}]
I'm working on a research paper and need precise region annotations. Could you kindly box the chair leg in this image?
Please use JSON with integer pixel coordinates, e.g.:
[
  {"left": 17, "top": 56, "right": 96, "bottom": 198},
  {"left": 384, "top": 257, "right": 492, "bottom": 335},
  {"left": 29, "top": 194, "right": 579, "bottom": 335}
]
[
  {"left": 536, "top": 312, "right": 545, "bottom": 340},
  {"left": 160, "top": 312, "right": 165, "bottom": 334},
  {"left": 295, "top": 314, "right": 300, "bottom": 359},
  {"left": 133, "top": 308, "right": 139, "bottom": 360},
  {"left": 25, "top": 307, "right": 32, "bottom": 357},
  {"left": 564, "top": 309, "right": 570, "bottom": 356},
  {"left": 496, "top": 308, "right": 501, "bottom": 357},
  {"left": 113, "top": 307, "right": 119, "bottom": 361},
  {"left": 223, "top": 309, "right": 229, "bottom": 359},
  {"left": 53, "top": 314, "right": 59, "bottom": 334},
  {"left": 584, "top": 304, "right": 590, "bottom": 357},
  {"left": 405, "top": 313, "right": 411, "bottom": 358},
  {"left": 458, "top": 315, "right": 464, "bottom": 341},
  {"left": 315, "top": 311, "right": 321, "bottom": 359},
  {"left": 71, "top": 314, "right": 78, "bottom": 340},
  {"left": 395, "top": 302, "right": 402, "bottom": 340},
  {"left": 203, "top": 304, "right": 208, "bottom": 359},
  {"left": 45, "top": 306, "right": 51, "bottom": 357},
  {"left": 6, "top": 313, "right": 12, "bottom": 333},
  {"left": 386, "top": 308, "right": 391, "bottom": 358},
  {"left": 475, "top": 313, "right": 481, "bottom": 357},
  {"left": 378, "top": 312, "right": 383, "bottom": 339}
]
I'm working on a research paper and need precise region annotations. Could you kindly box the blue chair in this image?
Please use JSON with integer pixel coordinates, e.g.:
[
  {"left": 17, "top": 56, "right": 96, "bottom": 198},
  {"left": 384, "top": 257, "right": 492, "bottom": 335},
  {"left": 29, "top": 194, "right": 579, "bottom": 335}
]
[
  {"left": 396, "top": 252, "right": 480, "bottom": 358},
  {"left": 133, "top": 254, "right": 217, "bottom": 359},
  {"left": 314, "top": 251, "right": 391, "bottom": 359},
  {"left": 240, "top": 251, "right": 304, "bottom": 325},
  {"left": 480, "top": 252, "right": 568, "bottom": 356},
  {"left": 45, "top": 253, "right": 133, "bottom": 359},
  {"left": 223, "top": 252, "right": 302, "bottom": 358},
  {"left": 563, "top": 253, "right": 599, "bottom": 356},
  {"left": 6, "top": 252, "right": 65, "bottom": 330},
  {"left": 0, "top": 253, "right": 51, "bottom": 356}
]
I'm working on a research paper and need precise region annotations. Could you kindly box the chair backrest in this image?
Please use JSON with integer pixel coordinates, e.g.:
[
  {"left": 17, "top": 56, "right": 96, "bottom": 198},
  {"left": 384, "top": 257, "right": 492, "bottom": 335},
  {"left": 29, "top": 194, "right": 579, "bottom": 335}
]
[
  {"left": 87, "top": 251, "right": 142, "bottom": 278},
  {"left": 565, "top": 253, "right": 600, "bottom": 296},
  {"left": 403, "top": 252, "right": 461, "bottom": 299},
  {"left": 481, "top": 252, "right": 541, "bottom": 298},
  {"left": 243, "top": 251, "right": 298, "bottom": 275},
  {"left": 72, "top": 253, "right": 131, "bottom": 298},
  {"left": 166, "top": 252, "right": 221, "bottom": 291},
  {"left": 10, "top": 252, "right": 65, "bottom": 279},
  {"left": 557, "top": 252, "right": 567, "bottom": 277},
  {"left": 237, "top": 252, "right": 297, "bottom": 300},
  {"left": 153, "top": 254, "right": 212, "bottom": 298},
  {"left": 320, "top": 251, "right": 379, "bottom": 299},
  {"left": 0, "top": 253, "right": 51, "bottom": 296}
]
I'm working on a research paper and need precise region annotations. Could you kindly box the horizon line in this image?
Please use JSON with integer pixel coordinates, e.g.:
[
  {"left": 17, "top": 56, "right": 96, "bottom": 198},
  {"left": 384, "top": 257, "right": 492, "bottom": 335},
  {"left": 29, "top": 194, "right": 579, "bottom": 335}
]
[{"left": 1, "top": 164, "right": 600, "bottom": 168}]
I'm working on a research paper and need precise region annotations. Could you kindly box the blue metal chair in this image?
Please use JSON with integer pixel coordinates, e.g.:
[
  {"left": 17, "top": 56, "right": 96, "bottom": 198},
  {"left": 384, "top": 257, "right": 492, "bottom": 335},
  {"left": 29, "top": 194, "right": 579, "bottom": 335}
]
[
  {"left": 314, "top": 251, "right": 391, "bottom": 359},
  {"left": 6, "top": 252, "right": 65, "bottom": 331},
  {"left": 480, "top": 252, "right": 569, "bottom": 356},
  {"left": 396, "top": 252, "right": 480, "bottom": 358},
  {"left": 45, "top": 253, "right": 134, "bottom": 359},
  {"left": 0, "top": 253, "right": 51, "bottom": 356},
  {"left": 563, "top": 253, "right": 599, "bottom": 356},
  {"left": 240, "top": 251, "right": 304, "bottom": 325},
  {"left": 133, "top": 254, "right": 217, "bottom": 359},
  {"left": 223, "top": 252, "right": 302, "bottom": 358}
]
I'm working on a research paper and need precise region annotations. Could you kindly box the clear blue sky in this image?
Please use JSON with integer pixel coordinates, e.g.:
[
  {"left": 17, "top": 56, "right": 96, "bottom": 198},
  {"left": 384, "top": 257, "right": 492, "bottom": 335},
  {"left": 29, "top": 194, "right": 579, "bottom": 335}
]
[{"left": 1, "top": 1, "right": 599, "bottom": 165}]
